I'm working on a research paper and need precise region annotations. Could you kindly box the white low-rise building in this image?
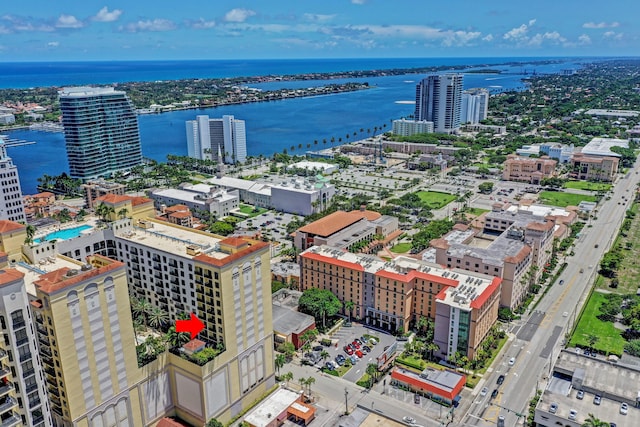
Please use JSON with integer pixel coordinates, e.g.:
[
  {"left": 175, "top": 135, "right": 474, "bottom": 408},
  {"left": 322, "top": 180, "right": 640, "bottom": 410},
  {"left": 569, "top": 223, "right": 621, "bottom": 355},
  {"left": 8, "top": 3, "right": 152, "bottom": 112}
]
[{"left": 150, "top": 184, "right": 239, "bottom": 218}]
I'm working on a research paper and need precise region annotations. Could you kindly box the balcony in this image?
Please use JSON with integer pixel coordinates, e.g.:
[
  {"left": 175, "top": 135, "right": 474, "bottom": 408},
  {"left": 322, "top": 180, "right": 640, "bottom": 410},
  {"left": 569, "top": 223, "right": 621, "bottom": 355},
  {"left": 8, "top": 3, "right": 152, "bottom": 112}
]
[
  {"left": 40, "top": 346, "right": 52, "bottom": 357},
  {"left": 0, "top": 397, "right": 17, "bottom": 415},
  {"left": 0, "top": 368, "right": 9, "bottom": 380},
  {"left": 11, "top": 321, "right": 25, "bottom": 329},
  {"left": 19, "top": 351, "right": 32, "bottom": 363},
  {"left": 0, "top": 351, "right": 6, "bottom": 362},
  {"left": 0, "top": 413, "right": 21, "bottom": 427},
  {"left": 0, "top": 384, "right": 13, "bottom": 398}
]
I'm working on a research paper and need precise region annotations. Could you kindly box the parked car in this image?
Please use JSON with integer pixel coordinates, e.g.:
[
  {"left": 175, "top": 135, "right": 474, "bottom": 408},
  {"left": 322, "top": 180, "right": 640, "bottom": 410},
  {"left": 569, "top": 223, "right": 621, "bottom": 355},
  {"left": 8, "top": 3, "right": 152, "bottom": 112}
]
[
  {"left": 491, "top": 389, "right": 499, "bottom": 399},
  {"left": 349, "top": 355, "right": 358, "bottom": 364},
  {"left": 369, "top": 338, "right": 378, "bottom": 345},
  {"left": 414, "top": 394, "right": 420, "bottom": 404},
  {"left": 352, "top": 340, "right": 361, "bottom": 349},
  {"left": 313, "top": 345, "right": 324, "bottom": 352},
  {"left": 354, "top": 338, "right": 363, "bottom": 346},
  {"left": 325, "top": 361, "right": 336, "bottom": 370},
  {"left": 569, "top": 410, "right": 577, "bottom": 421},
  {"left": 550, "top": 402, "right": 558, "bottom": 414},
  {"left": 362, "top": 345, "right": 371, "bottom": 354},
  {"left": 576, "top": 390, "right": 584, "bottom": 400},
  {"left": 344, "top": 346, "right": 354, "bottom": 356},
  {"left": 508, "top": 357, "right": 515, "bottom": 366},
  {"left": 355, "top": 350, "right": 364, "bottom": 358},
  {"left": 593, "top": 395, "right": 602, "bottom": 405},
  {"left": 480, "top": 387, "right": 488, "bottom": 396},
  {"left": 402, "top": 416, "right": 416, "bottom": 424},
  {"left": 620, "top": 402, "right": 628, "bottom": 415},
  {"left": 497, "top": 375, "right": 505, "bottom": 385}
]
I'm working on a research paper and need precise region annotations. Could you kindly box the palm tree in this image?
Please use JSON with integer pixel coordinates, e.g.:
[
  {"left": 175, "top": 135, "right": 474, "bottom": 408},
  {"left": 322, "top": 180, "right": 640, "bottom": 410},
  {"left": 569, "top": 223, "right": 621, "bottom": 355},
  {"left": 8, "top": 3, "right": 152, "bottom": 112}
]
[
  {"left": 117, "top": 207, "right": 129, "bottom": 219},
  {"left": 164, "top": 325, "right": 191, "bottom": 349},
  {"left": 366, "top": 363, "right": 378, "bottom": 388},
  {"left": 131, "top": 297, "right": 152, "bottom": 327},
  {"left": 275, "top": 353, "right": 286, "bottom": 375},
  {"left": 282, "top": 371, "right": 294, "bottom": 387},
  {"left": 147, "top": 307, "right": 169, "bottom": 330},
  {"left": 581, "top": 413, "right": 608, "bottom": 427},
  {"left": 344, "top": 300, "right": 355, "bottom": 322},
  {"left": 304, "top": 376, "right": 315, "bottom": 396},
  {"left": 24, "top": 224, "right": 36, "bottom": 245},
  {"left": 320, "top": 350, "right": 330, "bottom": 363}
]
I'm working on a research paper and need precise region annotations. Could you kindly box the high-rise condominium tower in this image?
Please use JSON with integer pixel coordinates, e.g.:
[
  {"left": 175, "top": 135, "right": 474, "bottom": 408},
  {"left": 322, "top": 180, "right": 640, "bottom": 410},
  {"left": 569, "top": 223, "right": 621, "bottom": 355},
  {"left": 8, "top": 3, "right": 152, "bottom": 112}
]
[
  {"left": 186, "top": 115, "right": 247, "bottom": 164},
  {"left": 59, "top": 87, "right": 143, "bottom": 181},
  {"left": 0, "top": 139, "right": 26, "bottom": 223},
  {"left": 414, "top": 74, "right": 463, "bottom": 134},
  {"left": 461, "top": 88, "right": 489, "bottom": 124}
]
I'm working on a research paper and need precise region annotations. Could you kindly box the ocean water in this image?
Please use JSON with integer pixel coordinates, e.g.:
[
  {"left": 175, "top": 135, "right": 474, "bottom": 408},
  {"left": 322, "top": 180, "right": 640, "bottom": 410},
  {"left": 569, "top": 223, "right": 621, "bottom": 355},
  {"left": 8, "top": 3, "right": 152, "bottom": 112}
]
[{"left": 3, "top": 57, "right": 589, "bottom": 193}]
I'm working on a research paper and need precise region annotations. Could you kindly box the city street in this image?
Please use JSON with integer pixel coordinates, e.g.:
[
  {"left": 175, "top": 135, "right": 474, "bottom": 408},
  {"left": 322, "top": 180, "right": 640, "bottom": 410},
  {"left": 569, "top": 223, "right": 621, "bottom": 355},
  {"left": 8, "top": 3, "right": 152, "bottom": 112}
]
[{"left": 462, "top": 162, "right": 640, "bottom": 427}]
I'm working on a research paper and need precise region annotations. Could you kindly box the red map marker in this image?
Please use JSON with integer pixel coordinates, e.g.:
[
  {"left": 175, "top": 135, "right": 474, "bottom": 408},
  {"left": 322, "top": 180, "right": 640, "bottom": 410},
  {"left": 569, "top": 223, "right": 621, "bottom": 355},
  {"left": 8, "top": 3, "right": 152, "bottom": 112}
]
[{"left": 176, "top": 312, "right": 205, "bottom": 339}]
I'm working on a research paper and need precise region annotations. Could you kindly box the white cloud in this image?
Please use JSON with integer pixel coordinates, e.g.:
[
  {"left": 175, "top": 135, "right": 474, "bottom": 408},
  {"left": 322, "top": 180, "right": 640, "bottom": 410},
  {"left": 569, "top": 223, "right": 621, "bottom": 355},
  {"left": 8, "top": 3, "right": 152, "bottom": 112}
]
[
  {"left": 303, "top": 13, "right": 336, "bottom": 22},
  {"left": 603, "top": 31, "right": 623, "bottom": 40},
  {"left": 482, "top": 34, "right": 494, "bottom": 42},
  {"left": 528, "top": 31, "right": 565, "bottom": 47},
  {"left": 578, "top": 34, "right": 591, "bottom": 44},
  {"left": 325, "top": 24, "right": 482, "bottom": 47},
  {"left": 583, "top": 21, "right": 619, "bottom": 29},
  {"left": 188, "top": 18, "right": 216, "bottom": 29},
  {"left": 93, "top": 7, "right": 123, "bottom": 22},
  {"left": 504, "top": 22, "right": 531, "bottom": 41},
  {"left": 528, "top": 19, "right": 537, "bottom": 26},
  {"left": 120, "top": 19, "right": 176, "bottom": 32},
  {"left": 56, "top": 14, "right": 84, "bottom": 29},
  {"left": 224, "top": 8, "right": 256, "bottom": 23},
  {"left": 47, "top": 41, "right": 59, "bottom": 47}
]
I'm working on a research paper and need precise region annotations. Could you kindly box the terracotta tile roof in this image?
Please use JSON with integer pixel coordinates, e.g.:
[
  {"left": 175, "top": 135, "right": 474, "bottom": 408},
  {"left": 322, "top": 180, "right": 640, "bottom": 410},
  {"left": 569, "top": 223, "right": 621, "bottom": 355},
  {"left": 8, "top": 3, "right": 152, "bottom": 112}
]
[
  {"left": 348, "top": 209, "right": 381, "bottom": 221},
  {"left": 96, "top": 194, "right": 131, "bottom": 205},
  {"left": 0, "top": 220, "right": 25, "bottom": 234},
  {"left": 376, "top": 269, "right": 459, "bottom": 287},
  {"left": 194, "top": 241, "right": 269, "bottom": 267},
  {"left": 0, "top": 269, "right": 25, "bottom": 287},
  {"left": 156, "top": 418, "right": 189, "bottom": 427},
  {"left": 131, "top": 196, "right": 153, "bottom": 206},
  {"left": 33, "top": 192, "right": 55, "bottom": 198},
  {"left": 526, "top": 221, "right": 554, "bottom": 232},
  {"left": 164, "top": 204, "right": 190, "bottom": 213},
  {"left": 470, "top": 277, "right": 502, "bottom": 309},
  {"left": 34, "top": 256, "right": 124, "bottom": 294},
  {"left": 430, "top": 238, "right": 449, "bottom": 250},
  {"left": 169, "top": 211, "right": 192, "bottom": 219},
  {"left": 220, "top": 237, "right": 249, "bottom": 248},
  {"left": 504, "top": 245, "right": 531, "bottom": 264},
  {"left": 183, "top": 339, "right": 205, "bottom": 352},
  {"left": 298, "top": 211, "right": 364, "bottom": 237},
  {"left": 301, "top": 251, "right": 364, "bottom": 271}
]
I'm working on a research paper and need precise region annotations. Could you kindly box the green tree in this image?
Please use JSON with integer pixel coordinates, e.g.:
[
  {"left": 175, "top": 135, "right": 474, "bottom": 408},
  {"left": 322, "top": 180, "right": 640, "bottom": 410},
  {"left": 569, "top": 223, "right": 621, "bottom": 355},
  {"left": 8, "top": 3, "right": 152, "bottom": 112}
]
[
  {"left": 344, "top": 300, "right": 355, "bottom": 322},
  {"left": 587, "top": 334, "right": 599, "bottom": 353},
  {"left": 276, "top": 342, "right": 296, "bottom": 360},
  {"left": 478, "top": 181, "right": 494, "bottom": 194},
  {"left": 275, "top": 353, "right": 286, "bottom": 375},
  {"left": 117, "top": 207, "right": 129, "bottom": 219},
  {"left": 131, "top": 297, "right": 152, "bottom": 327},
  {"left": 164, "top": 325, "right": 191, "bottom": 349},
  {"left": 366, "top": 363, "right": 378, "bottom": 388},
  {"left": 282, "top": 371, "right": 294, "bottom": 387},
  {"left": 205, "top": 419, "right": 224, "bottom": 427},
  {"left": 581, "top": 413, "right": 609, "bottom": 427},
  {"left": 298, "top": 288, "right": 343, "bottom": 329},
  {"left": 24, "top": 224, "right": 36, "bottom": 245},
  {"left": 147, "top": 307, "right": 169, "bottom": 330}
]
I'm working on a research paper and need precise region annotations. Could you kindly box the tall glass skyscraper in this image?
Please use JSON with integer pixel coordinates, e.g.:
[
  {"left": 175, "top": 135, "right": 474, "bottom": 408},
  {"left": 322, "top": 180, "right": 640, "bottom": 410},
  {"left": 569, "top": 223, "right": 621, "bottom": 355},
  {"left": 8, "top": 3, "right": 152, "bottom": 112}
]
[
  {"left": 0, "top": 137, "right": 26, "bottom": 223},
  {"left": 414, "top": 74, "right": 463, "bottom": 134},
  {"left": 59, "top": 87, "right": 143, "bottom": 181}
]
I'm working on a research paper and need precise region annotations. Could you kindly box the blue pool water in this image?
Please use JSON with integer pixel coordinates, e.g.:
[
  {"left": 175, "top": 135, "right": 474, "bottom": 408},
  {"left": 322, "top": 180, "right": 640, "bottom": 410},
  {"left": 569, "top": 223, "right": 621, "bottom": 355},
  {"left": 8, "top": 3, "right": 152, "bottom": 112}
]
[{"left": 34, "top": 224, "right": 92, "bottom": 243}]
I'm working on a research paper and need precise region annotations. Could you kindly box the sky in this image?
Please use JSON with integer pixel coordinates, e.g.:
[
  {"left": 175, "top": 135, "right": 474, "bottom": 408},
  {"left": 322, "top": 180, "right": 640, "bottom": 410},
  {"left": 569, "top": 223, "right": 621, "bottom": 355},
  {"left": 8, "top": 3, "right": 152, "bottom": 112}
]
[{"left": 0, "top": 1, "right": 637, "bottom": 61}]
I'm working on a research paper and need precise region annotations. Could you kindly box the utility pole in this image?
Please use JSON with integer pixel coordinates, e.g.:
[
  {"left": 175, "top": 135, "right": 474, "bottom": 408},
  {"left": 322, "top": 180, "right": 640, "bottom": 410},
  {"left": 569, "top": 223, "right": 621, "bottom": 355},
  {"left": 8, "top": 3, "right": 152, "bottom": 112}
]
[{"left": 344, "top": 388, "right": 349, "bottom": 415}]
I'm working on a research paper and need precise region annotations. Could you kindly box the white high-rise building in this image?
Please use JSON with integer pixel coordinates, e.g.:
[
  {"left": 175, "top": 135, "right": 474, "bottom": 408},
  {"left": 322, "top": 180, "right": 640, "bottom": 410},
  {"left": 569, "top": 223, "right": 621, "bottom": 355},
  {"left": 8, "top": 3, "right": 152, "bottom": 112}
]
[
  {"left": 461, "top": 88, "right": 489, "bottom": 124},
  {"left": 0, "top": 138, "right": 26, "bottom": 223},
  {"left": 392, "top": 119, "right": 434, "bottom": 136},
  {"left": 415, "top": 74, "right": 463, "bottom": 134},
  {"left": 185, "top": 115, "right": 247, "bottom": 164}
]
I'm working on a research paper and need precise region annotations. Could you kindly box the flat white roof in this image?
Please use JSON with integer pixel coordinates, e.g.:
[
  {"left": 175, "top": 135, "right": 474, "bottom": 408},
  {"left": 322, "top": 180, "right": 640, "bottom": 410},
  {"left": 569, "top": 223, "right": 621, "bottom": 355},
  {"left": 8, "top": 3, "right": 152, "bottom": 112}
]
[
  {"left": 116, "top": 220, "right": 226, "bottom": 260},
  {"left": 207, "top": 176, "right": 258, "bottom": 191},
  {"left": 59, "top": 86, "right": 120, "bottom": 97},
  {"left": 581, "top": 137, "right": 628, "bottom": 157},
  {"left": 16, "top": 256, "right": 83, "bottom": 297},
  {"left": 507, "top": 204, "right": 571, "bottom": 219},
  {"left": 585, "top": 109, "right": 640, "bottom": 117},
  {"left": 243, "top": 388, "right": 300, "bottom": 427},
  {"left": 290, "top": 161, "right": 337, "bottom": 172}
]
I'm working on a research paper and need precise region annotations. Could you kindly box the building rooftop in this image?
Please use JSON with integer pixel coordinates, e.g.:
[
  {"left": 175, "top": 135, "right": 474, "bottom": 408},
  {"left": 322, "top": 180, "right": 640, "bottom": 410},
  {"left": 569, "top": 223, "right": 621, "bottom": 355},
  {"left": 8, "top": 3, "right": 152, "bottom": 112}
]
[
  {"left": 271, "top": 262, "right": 300, "bottom": 277},
  {"left": 272, "top": 305, "right": 315, "bottom": 336},
  {"left": 391, "top": 367, "right": 465, "bottom": 400},
  {"left": 0, "top": 268, "right": 25, "bottom": 288},
  {"left": 243, "top": 388, "right": 301, "bottom": 427},
  {"left": 301, "top": 246, "right": 386, "bottom": 273},
  {"left": 581, "top": 137, "right": 629, "bottom": 157},
  {"left": 443, "top": 230, "right": 529, "bottom": 267},
  {"left": 116, "top": 219, "right": 224, "bottom": 259},
  {"left": 298, "top": 211, "right": 365, "bottom": 237},
  {"left": 436, "top": 272, "right": 501, "bottom": 310},
  {"left": 289, "top": 160, "right": 337, "bottom": 172},
  {"left": 59, "top": 86, "right": 122, "bottom": 97},
  {"left": 0, "top": 220, "right": 25, "bottom": 234},
  {"left": 584, "top": 108, "right": 640, "bottom": 117}
]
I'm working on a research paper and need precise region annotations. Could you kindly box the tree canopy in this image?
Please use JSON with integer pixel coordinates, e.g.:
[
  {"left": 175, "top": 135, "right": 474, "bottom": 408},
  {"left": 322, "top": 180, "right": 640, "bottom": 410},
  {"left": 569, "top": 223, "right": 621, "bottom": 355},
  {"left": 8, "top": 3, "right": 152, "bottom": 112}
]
[{"left": 298, "top": 288, "right": 343, "bottom": 328}]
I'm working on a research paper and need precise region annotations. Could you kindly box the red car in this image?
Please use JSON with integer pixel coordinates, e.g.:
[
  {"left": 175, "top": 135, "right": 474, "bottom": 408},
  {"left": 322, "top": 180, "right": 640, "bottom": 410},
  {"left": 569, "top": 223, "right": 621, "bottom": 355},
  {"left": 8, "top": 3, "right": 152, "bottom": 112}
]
[
  {"left": 344, "top": 346, "right": 354, "bottom": 355},
  {"left": 352, "top": 340, "right": 360, "bottom": 349},
  {"left": 355, "top": 350, "right": 364, "bottom": 358}
]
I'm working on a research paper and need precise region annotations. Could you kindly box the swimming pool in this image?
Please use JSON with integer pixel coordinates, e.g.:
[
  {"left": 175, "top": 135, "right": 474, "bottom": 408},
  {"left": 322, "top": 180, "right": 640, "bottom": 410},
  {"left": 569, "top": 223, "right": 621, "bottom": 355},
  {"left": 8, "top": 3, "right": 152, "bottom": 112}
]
[{"left": 34, "top": 224, "right": 93, "bottom": 243}]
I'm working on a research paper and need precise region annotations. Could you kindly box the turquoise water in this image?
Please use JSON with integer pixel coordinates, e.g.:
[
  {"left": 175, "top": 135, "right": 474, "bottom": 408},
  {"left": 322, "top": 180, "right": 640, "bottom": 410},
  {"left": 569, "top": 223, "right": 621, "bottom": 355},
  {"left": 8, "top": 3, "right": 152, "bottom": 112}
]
[{"left": 34, "top": 224, "right": 92, "bottom": 243}]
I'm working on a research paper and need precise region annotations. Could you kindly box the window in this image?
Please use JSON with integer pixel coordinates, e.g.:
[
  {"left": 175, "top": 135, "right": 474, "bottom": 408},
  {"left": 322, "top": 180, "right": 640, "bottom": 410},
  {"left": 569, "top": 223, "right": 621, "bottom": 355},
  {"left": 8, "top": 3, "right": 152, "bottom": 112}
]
[{"left": 11, "top": 310, "right": 25, "bottom": 329}]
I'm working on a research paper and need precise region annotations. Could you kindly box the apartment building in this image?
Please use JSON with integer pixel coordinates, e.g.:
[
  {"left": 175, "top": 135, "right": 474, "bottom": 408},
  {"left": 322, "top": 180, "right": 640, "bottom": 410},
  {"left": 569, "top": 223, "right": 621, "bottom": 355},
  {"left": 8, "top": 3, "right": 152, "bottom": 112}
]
[
  {"left": 299, "top": 246, "right": 501, "bottom": 358},
  {"left": 415, "top": 74, "right": 463, "bottom": 133},
  {"left": 502, "top": 155, "right": 557, "bottom": 184},
  {"left": 94, "top": 194, "right": 155, "bottom": 221},
  {"left": 0, "top": 269, "right": 52, "bottom": 427},
  {"left": 460, "top": 88, "right": 489, "bottom": 124},
  {"left": 81, "top": 180, "right": 126, "bottom": 209},
  {"left": 0, "top": 139, "right": 26, "bottom": 223},
  {"left": 569, "top": 153, "right": 620, "bottom": 182},
  {"left": 392, "top": 119, "right": 434, "bottom": 136},
  {"left": 186, "top": 115, "right": 247, "bottom": 164}
]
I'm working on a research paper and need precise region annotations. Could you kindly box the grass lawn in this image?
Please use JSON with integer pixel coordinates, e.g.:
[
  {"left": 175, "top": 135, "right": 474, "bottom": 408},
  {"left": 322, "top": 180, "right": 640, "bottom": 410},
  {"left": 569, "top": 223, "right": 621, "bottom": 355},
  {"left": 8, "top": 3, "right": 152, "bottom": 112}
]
[
  {"left": 568, "top": 291, "right": 626, "bottom": 356},
  {"left": 563, "top": 181, "right": 612, "bottom": 192},
  {"left": 538, "top": 191, "right": 597, "bottom": 207},
  {"left": 466, "top": 207, "right": 489, "bottom": 216},
  {"left": 416, "top": 191, "right": 457, "bottom": 209},
  {"left": 238, "top": 204, "right": 268, "bottom": 217},
  {"left": 390, "top": 242, "right": 412, "bottom": 253},
  {"left": 476, "top": 335, "right": 509, "bottom": 375}
]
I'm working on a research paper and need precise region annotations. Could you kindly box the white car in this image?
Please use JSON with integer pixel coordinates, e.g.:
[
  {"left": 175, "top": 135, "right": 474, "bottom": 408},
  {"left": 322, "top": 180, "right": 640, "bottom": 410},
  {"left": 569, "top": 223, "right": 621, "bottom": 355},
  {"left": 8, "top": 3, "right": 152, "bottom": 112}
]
[
  {"left": 620, "top": 402, "right": 628, "bottom": 415},
  {"left": 508, "top": 357, "right": 515, "bottom": 366},
  {"left": 569, "top": 409, "right": 577, "bottom": 420},
  {"left": 480, "top": 387, "right": 488, "bottom": 396},
  {"left": 402, "top": 416, "right": 416, "bottom": 424}
]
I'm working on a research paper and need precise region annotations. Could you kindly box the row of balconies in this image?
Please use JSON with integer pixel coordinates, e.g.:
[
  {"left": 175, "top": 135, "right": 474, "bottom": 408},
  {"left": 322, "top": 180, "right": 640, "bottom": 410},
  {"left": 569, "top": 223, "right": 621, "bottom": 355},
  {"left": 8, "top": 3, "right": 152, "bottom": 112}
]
[{"left": 0, "top": 396, "right": 17, "bottom": 415}]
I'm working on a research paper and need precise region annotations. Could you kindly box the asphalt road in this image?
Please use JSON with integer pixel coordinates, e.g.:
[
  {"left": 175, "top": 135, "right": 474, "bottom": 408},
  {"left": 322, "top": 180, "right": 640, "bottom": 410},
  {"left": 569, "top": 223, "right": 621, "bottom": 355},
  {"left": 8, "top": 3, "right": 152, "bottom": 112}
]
[{"left": 462, "top": 162, "right": 640, "bottom": 427}]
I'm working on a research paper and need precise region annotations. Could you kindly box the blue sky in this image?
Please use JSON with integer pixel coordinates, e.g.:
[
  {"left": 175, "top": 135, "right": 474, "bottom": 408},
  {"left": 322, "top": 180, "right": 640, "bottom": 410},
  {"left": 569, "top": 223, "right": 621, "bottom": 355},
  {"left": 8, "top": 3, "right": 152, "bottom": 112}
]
[{"left": 0, "top": 1, "right": 637, "bottom": 61}]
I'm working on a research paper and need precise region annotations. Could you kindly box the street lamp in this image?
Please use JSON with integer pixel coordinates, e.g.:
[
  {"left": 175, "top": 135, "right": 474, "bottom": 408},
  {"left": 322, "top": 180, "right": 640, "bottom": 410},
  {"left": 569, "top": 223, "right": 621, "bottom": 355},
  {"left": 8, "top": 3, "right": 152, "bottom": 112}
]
[{"left": 344, "top": 388, "right": 349, "bottom": 415}]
